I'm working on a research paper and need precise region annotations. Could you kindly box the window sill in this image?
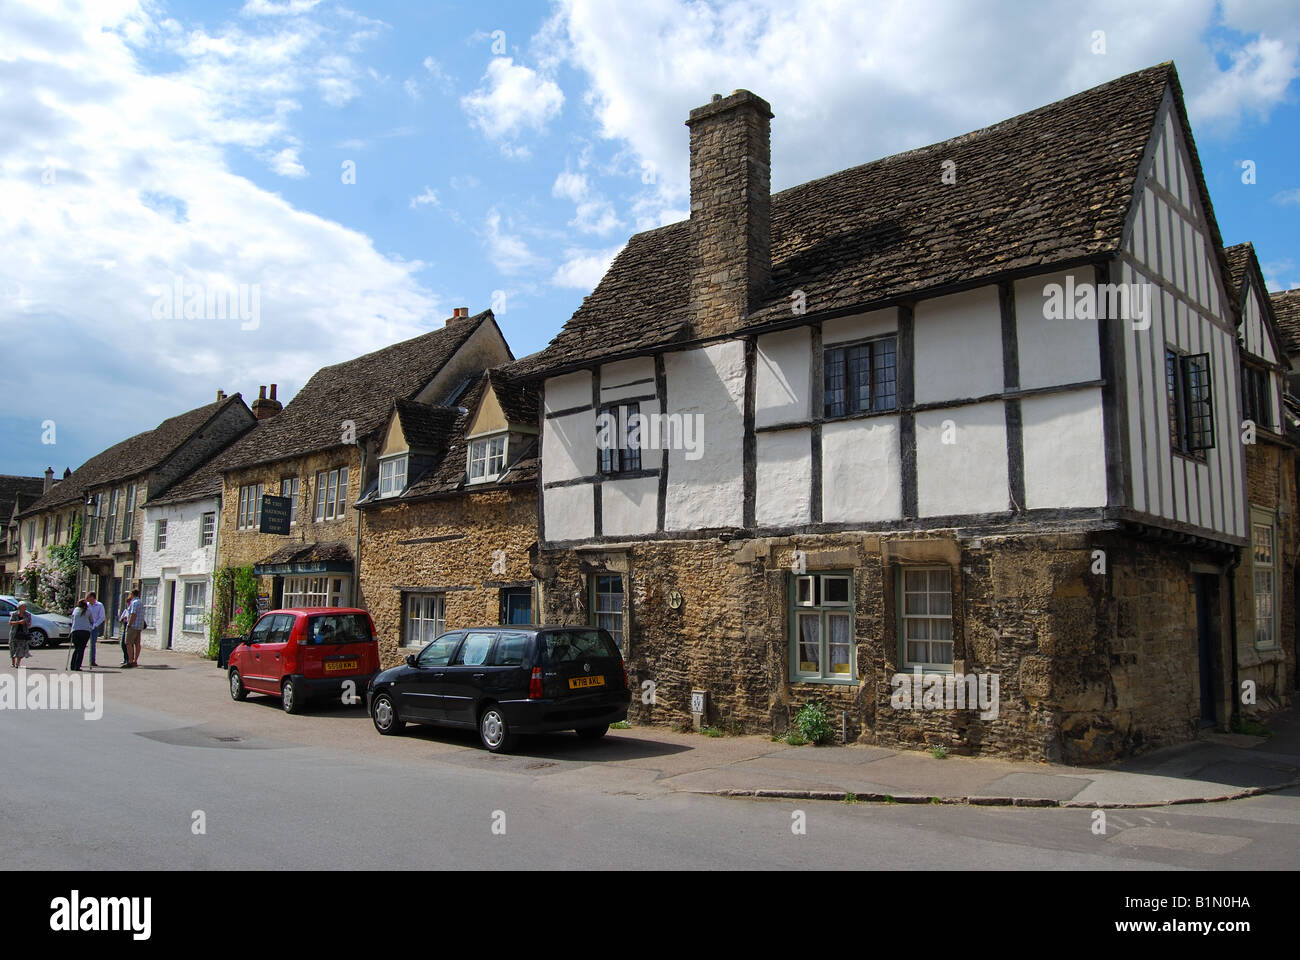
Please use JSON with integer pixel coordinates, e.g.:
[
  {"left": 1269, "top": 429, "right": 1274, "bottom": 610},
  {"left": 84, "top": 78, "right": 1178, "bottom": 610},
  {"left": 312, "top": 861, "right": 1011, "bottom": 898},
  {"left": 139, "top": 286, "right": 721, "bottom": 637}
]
[{"left": 791, "top": 675, "right": 858, "bottom": 686}]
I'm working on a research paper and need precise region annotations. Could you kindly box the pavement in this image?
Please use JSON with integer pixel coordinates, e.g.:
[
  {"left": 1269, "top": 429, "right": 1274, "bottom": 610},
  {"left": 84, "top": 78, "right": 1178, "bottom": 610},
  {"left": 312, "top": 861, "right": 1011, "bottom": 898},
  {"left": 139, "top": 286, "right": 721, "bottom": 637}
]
[{"left": 9, "top": 644, "right": 1300, "bottom": 809}]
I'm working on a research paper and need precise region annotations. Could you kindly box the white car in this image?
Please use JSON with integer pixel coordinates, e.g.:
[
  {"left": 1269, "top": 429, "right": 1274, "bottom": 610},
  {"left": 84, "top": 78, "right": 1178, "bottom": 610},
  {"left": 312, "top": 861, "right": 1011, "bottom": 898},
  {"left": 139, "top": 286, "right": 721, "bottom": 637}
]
[{"left": 0, "top": 595, "right": 73, "bottom": 648}]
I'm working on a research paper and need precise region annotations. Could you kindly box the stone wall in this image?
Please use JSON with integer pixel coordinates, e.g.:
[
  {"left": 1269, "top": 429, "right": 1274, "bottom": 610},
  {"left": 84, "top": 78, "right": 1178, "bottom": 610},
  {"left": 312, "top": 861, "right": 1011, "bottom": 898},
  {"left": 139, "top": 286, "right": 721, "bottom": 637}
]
[
  {"left": 1236, "top": 440, "right": 1297, "bottom": 710},
  {"left": 534, "top": 527, "right": 1226, "bottom": 763},
  {"left": 218, "top": 447, "right": 364, "bottom": 599},
  {"left": 358, "top": 484, "right": 537, "bottom": 668}
]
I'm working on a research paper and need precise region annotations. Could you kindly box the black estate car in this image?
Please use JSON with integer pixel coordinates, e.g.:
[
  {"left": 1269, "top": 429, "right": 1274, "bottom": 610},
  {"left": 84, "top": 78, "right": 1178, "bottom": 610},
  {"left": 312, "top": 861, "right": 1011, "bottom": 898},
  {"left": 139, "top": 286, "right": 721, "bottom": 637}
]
[{"left": 367, "top": 626, "right": 631, "bottom": 752}]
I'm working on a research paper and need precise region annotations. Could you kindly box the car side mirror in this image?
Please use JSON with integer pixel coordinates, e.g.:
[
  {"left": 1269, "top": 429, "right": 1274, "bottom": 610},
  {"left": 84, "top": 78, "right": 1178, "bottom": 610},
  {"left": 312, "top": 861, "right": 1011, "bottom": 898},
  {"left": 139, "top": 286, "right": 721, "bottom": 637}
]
[{"left": 406, "top": 655, "right": 416, "bottom": 667}]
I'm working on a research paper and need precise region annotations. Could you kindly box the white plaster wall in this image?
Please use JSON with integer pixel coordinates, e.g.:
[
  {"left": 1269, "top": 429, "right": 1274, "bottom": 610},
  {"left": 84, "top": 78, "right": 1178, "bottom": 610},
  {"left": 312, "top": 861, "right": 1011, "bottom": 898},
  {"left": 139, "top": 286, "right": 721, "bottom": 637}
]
[
  {"left": 916, "top": 402, "right": 1009, "bottom": 517},
  {"left": 541, "top": 408, "right": 595, "bottom": 483},
  {"left": 822, "top": 417, "right": 901, "bottom": 522},
  {"left": 140, "top": 497, "right": 217, "bottom": 653},
  {"left": 544, "top": 484, "right": 595, "bottom": 542},
  {"left": 913, "top": 286, "right": 1003, "bottom": 403},
  {"left": 755, "top": 328, "right": 810, "bottom": 428},
  {"left": 1021, "top": 390, "right": 1107, "bottom": 509},
  {"left": 602, "top": 476, "right": 659, "bottom": 537},
  {"left": 599, "top": 357, "right": 656, "bottom": 402},
  {"left": 663, "top": 342, "right": 745, "bottom": 530},
  {"left": 823, "top": 308, "right": 897, "bottom": 345},
  {"left": 755, "top": 429, "right": 811, "bottom": 527},
  {"left": 543, "top": 371, "right": 592, "bottom": 413},
  {"left": 1015, "top": 270, "right": 1102, "bottom": 389}
]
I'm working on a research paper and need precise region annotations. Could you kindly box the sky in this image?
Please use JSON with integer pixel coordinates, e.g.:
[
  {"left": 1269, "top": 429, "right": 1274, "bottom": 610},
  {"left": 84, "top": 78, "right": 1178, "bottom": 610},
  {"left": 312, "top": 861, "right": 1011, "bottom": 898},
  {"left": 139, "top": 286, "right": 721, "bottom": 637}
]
[{"left": 1, "top": 0, "right": 1298, "bottom": 477}]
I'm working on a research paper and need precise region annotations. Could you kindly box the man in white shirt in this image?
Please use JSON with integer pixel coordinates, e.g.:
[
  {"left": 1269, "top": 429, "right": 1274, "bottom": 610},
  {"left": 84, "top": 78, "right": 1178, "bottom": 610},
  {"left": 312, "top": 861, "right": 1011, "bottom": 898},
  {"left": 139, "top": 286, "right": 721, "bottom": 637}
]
[{"left": 86, "top": 591, "right": 106, "bottom": 669}]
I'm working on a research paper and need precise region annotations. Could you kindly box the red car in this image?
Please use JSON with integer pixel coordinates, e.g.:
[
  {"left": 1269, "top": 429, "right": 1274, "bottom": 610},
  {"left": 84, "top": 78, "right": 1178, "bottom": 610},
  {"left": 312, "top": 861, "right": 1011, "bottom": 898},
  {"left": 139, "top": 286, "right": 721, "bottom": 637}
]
[{"left": 227, "top": 607, "right": 380, "bottom": 714}]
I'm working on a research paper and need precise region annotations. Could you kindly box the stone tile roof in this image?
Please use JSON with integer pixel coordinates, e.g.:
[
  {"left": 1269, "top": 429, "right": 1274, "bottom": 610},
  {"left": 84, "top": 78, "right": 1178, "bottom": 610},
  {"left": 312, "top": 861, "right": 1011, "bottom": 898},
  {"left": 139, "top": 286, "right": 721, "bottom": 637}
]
[
  {"left": 255, "top": 540, "right": 353, "bottom": 567},
  {"left": 0, "top": 476, "right": 46, "bottom": 525},
  {"left": 1223, "top": 242, "right": 1252, "bottom": 293},
  {"left": 19, "top": 394, "right": 248, "bottom": 515},
  {"left": 515, "top": 63, "right": 1217, "bottom": 378},
  {"left": 220, "top": 312, "right": 494, "bottom": 472},
  {"left": 394, "top": 400, "right": 459, "bottom": 453},
  {"left": 147, "top": 421, "right": 256, "bottom": 507},
  {"left": 1272, "top": 289, "right": 1300, "bottom": 360},
  {"left": 487, "top": 366, "right": 539, "bottom": 424}
]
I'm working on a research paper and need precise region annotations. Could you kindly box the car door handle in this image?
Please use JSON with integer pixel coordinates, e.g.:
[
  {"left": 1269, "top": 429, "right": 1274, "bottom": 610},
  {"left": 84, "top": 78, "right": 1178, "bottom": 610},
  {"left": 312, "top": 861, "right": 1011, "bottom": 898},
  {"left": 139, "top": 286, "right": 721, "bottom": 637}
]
[
  {"left": 472, "top": 673, "right": 485, "bottom": 679},
  {"left": 431, "top": 673, "right": 444, "bottom": 679}
]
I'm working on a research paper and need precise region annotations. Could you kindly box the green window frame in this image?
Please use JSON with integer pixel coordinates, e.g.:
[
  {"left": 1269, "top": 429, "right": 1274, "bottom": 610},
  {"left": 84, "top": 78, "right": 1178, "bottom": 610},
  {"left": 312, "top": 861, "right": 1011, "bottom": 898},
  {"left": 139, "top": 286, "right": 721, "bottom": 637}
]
[{"left": 789, "top": 571, "right": 855, "bottom": 683}]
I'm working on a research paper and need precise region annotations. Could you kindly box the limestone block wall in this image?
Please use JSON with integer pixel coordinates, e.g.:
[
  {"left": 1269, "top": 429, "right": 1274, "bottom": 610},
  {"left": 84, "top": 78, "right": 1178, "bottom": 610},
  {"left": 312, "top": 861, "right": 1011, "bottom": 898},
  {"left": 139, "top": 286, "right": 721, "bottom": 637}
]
[
  {"left": 358, "top": 486, "right": 537, "bottom": 667},
  {"left": 535, "top": 528, "right": 1224, "bottom": 763}
]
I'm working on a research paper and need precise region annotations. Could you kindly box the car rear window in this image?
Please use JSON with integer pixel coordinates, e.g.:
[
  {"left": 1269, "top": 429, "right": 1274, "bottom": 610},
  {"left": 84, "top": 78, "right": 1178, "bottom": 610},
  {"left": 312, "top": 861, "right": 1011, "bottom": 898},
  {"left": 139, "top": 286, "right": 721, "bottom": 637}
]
[
  {"left": 306, "top": 614, "right": 372, "bottom": 645},
  {"left": 540, "top": 629, "right": 620, "bottom": 664},
  {"left": 490, "top": 633, "right": 529, "bottom": 666}
]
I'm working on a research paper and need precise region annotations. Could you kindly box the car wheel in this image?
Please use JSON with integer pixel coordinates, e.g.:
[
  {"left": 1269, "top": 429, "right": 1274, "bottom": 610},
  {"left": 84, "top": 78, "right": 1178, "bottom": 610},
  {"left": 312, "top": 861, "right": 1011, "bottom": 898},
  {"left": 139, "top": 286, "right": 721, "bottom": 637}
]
[
  {"left": 479, "top": 705, "right": 516, "bottom": 753},
  {"left": 575, "top": 723, "right": 609, "bottom": 741},
  {"left": 370, "top": 693, "right": 405, "bottom": 735},
  {"left": 229, "top": 669, "right": 248, "bottom": 701},
  {"left": 282, "top": 677, "right": 305, "bottom": 714},
  {"left": 28, "top": 629, "right": 47, "bottom": 649}
]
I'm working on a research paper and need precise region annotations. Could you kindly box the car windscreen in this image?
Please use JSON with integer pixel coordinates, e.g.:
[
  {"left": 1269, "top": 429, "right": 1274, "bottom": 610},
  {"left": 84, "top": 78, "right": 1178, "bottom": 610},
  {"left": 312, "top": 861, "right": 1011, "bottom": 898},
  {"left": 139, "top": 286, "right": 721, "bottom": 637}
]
[
  {"left": 539, "top": 629, "right": 620, "bottom": 665},
  {"left": 22, "top": 603, "right": 48, "bottom": 615},
  {"left": 306, "top": 614, "right": 372, "bottom": 645}
]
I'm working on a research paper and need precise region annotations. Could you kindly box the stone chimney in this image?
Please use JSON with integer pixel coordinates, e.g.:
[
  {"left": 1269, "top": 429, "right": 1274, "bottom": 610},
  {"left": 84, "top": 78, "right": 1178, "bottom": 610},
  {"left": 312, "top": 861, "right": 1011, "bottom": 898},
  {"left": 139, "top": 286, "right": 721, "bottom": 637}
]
[
  {"left": 445, "top": 307, "right": 471, "bottom": 325},
  {"left": 251, "top": 384, "right": 283, "bottom": 420},
  {"left": 216, "top": 389, "right": 226, "bottom": 402},
  {"left": 685, "top": 89, "right": 773, "bottom": 340},
  {"left": 44, "top": 467, "right": 53, "bottom": 493}
]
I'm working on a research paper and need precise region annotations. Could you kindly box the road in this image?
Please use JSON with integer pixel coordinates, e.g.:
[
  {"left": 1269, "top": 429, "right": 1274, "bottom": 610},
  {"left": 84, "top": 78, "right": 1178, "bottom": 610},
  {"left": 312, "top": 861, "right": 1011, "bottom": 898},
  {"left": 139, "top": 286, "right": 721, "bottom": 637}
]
[{"left": 3, "top": 649, "right": 1298, "bottom": 870}]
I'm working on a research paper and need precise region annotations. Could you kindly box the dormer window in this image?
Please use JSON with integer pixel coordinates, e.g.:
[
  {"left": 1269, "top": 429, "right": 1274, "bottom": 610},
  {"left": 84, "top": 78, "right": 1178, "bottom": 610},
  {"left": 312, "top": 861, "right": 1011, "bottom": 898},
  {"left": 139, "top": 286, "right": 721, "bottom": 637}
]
[
  {"left": 468, "top": 434, "right": 507, "bottom": 483},
  {"left": 378, "top": 455, "right": 408, "bottom": 498}
]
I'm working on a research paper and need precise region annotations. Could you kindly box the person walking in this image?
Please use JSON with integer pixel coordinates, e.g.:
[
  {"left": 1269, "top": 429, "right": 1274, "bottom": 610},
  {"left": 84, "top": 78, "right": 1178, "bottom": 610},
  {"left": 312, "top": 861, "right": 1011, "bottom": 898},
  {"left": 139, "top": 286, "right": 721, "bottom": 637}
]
[
  {"left": 8, "top": 600, "right": 32, "bottom": 668},
  {"left": 86, "top": 591, "right": 105, "bottom": 667},
  {"left": 123, "top": 589, "right": 145, "bottom": 668},
  {"left": 68, "top": 596, "right": 93, "bottom": 671}
]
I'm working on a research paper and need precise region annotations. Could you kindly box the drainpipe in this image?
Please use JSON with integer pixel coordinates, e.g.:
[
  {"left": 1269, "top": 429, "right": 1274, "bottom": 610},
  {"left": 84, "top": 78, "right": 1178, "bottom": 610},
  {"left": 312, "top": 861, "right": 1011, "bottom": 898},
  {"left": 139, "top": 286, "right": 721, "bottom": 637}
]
[
  {"left": 352, "top": 441, "right": 366, "bottom": 607},
  {"left": 1226, "top": 546, "right": 1241, "bottom": 731}
]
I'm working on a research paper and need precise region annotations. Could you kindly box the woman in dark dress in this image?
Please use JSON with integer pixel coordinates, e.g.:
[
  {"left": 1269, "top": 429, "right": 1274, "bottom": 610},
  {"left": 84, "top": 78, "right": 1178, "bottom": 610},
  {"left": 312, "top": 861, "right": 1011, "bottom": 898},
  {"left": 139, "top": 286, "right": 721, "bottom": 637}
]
[{"left": 9, "top": 601, "right": 31, "bottom": 667}]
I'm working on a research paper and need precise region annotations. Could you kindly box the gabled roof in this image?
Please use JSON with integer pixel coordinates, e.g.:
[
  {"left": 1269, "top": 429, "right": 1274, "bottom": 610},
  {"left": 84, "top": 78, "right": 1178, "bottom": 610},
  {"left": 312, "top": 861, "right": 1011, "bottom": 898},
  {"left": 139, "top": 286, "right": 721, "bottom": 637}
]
[
  {"left": 0, "top": 476, "right": 45, "bottom": 527},
  {"left": 359, "top": 369, "right": 539, "bottom": 505},
  {"left": 393, "top": 399, "right": 459, "bottom": 453},
  {"left": 516, "top": 62, "right": 1221, "bottom": 378},
  {"left": 487, "top": 366, "right": 538, "bottom": 425},
  {"left": 1272, "top": 289, "right": 1300, "bottom": 360},
  {"left": 147, "top": 420, "right": 257, "bottom": 508},
  {"left": 1223, "top": 242, "right": 1287, "bottom": 365},
  {"left": 220, "top": 311, "right": 498, "bottom": 472},
  {"left": 19, "top": 394, "right": 249, "bottom": 515}
]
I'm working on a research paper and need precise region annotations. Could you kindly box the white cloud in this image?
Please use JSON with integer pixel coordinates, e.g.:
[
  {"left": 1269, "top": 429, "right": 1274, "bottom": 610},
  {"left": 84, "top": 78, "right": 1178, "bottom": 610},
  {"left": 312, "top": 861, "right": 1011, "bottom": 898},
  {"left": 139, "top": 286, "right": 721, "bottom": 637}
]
[
  {"left": 269, "top": 146, "right": 307, "bottom": 177},
  {"left": 483, "top": 208, "right": 544, "bottom": 274},
  {"left": 546, "top": 0, "right": 1300, "bottom": 213},
  {"left": 0, "top": 0, "right": 437, "bottom": 460},
  {"left": 551, "top": 169, "right": 620, "bottom": 234},
  {"left": 241, "top": 0, "right": 322, "bottom": 15},
  {"left": 552, "top": 244, "right": 625, "bottom": 290},
  {"left": 409, "top": 186, "right": 440, "bottom": 209},
  {"left": 461, "top": 57, "right": 564, "bottom": 153},
  {"left": 1274, "top": 189, "right": 1300, "bottom": 206}
]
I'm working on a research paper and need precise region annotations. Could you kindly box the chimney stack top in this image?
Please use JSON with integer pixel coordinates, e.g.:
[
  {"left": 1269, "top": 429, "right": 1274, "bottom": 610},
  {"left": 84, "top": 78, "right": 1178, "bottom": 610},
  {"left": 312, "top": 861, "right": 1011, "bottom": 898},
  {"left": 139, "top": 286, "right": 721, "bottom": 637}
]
[{"left": 251, "top": 383, "right": 283, "bottom": 420}]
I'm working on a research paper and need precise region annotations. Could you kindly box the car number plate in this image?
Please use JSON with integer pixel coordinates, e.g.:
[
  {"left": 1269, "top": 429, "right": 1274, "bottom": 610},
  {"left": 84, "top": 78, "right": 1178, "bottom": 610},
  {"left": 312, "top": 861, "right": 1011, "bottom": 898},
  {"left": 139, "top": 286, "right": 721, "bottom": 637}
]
[
  {"left": 325, "top": 660, "right": 358, "bottom": 673},
  {"left": 568, "top": 675, "right": 604, "bottom": 689}
]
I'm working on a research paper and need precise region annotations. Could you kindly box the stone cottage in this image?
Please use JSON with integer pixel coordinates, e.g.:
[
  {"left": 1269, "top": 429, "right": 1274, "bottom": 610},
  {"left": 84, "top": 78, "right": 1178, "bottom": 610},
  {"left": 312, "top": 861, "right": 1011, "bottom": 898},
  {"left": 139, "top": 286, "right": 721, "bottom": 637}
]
[
  {"left": 213, "top": 309, "right": 512, "bottom": 621},
  {"left": 1, "top": 473, "right": 49, "bottom": 594},
  {"left": 17, "top": 393, "right": 255, "bottom": 629},
  {"left": 515, "top": 62, "right": 1257, "bottom": 763},
  {"left": 356, "top": 365, "right": 538, "bottom": 665}
]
